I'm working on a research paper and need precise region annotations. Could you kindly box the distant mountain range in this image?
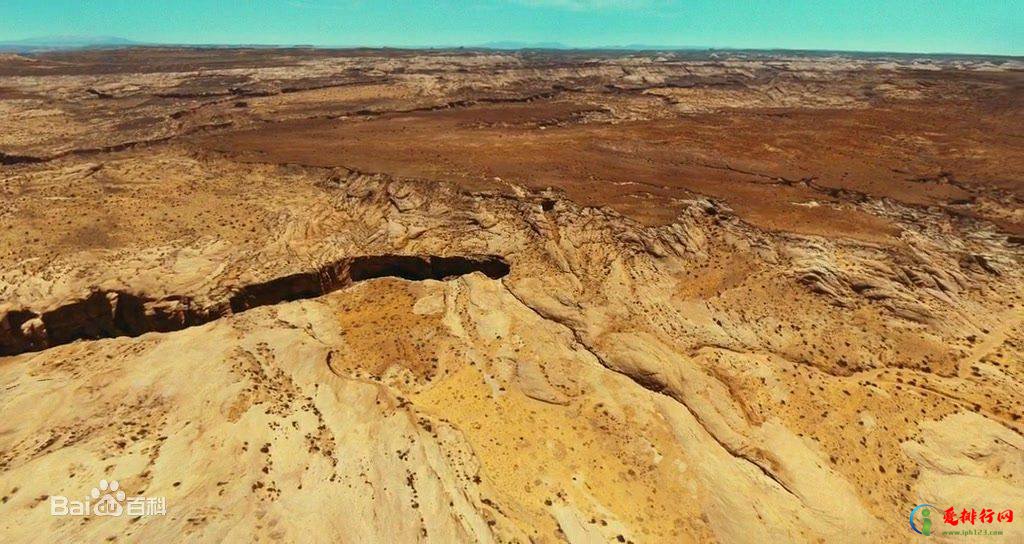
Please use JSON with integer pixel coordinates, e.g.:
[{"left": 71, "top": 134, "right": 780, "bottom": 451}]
[
  {"left": 0, "top": 35, "right": 141, "bottom": 52},
  {"left": 477, "top": 41, "right": 569, "bottom": 50},
  {"left": 476, "top": 41, "right": 709, "bottom": 51},
  {"left": 0, "top": 36, "right": 1017, "bottom": 59},
  {"left": 0, "top": 36, "right": 710, "bottom": 53}
]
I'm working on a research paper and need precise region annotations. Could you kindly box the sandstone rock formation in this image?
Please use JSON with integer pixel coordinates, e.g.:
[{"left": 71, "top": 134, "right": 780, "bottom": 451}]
[{"left": 0, "top": 48, "right": 1021, "bottom": 542}]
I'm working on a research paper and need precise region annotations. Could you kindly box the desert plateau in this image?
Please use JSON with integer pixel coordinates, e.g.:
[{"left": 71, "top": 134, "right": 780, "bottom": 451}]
[{"left": 0, "top": 47, "right": 1022, "bottom": 542}]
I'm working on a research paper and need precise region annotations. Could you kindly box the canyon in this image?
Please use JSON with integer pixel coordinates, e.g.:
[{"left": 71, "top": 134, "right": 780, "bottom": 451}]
[{"left": 0, "top": 48, "right": 1021, "bottom": 542}]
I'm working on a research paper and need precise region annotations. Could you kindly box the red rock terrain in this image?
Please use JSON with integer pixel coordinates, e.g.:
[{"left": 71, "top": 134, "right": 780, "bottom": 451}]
[{"left": 0, "top": 48, "right": 1022, "bottom": 542}]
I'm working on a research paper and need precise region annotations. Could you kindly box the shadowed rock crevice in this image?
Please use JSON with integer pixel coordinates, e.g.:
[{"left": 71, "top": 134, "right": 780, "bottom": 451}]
[
  {"left": 348, "top": 254, "right": 510, "bottom": 282},
  {"left": 0, "top": 254, "right": 509, "bottom": 356},
  {"left": 0, "top": 151, "right": 45, "bottom": 165}
]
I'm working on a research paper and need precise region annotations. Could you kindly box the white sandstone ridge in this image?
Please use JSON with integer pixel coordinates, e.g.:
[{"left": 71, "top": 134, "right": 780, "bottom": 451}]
[{"left": 0, "top": 253, "right": 509, "bottom": 355}]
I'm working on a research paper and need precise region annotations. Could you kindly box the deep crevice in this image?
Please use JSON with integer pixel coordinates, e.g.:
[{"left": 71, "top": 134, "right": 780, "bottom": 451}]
[
  {"left": 0, "top": 151, "right": 45, "bottom": 165},
  {"left": 0, "top": 253, "right": 508, "bottom": 356}
]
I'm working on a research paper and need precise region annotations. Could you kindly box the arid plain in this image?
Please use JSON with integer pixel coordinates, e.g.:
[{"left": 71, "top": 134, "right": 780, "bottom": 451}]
[{"left": 1, "top": 48, "right": 1022, "bottom": 542}]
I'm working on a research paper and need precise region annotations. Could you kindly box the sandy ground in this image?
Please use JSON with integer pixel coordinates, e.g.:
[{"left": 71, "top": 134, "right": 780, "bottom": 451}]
[{"left": 0, "top": 48, "right": 1022, "bottom": 543}]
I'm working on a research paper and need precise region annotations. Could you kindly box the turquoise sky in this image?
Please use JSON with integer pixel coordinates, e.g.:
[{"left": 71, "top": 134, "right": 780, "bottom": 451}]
[{"left": 0, "top": 0, "right": 1020, "bottom": 55}]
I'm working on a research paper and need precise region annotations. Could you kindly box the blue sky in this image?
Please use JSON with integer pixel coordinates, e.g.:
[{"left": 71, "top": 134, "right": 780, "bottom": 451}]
[{"left": 0, "top": 0, "right": 1020, "bottom": 55}]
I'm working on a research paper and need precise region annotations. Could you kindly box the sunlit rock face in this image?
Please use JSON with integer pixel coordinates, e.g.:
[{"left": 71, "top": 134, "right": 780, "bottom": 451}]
[{"left": 0, "top": 48, "right": 1022, "bottom": 543}]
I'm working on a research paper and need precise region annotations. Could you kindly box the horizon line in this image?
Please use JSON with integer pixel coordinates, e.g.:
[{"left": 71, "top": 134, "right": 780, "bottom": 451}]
[{"left": 2, "top": 40, "right": 1021, "bottom": 59}]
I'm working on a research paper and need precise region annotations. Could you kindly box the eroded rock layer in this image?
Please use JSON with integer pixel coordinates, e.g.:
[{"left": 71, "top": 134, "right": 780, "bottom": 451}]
[{"left": 0, "top": 48, "right": 1022, "bottom": 543}]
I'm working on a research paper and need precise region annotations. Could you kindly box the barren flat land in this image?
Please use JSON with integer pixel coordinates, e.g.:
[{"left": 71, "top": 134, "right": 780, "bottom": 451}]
[{"left": 0, "top": 48, "right": 1022, "bottom": 542}]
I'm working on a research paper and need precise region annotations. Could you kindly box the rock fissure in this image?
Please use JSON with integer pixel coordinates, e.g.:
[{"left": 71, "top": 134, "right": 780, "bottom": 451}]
[
  {"left": 0, "top": 254, "right": 509, "bottom": 356},
  {"left": 499, "top": 281, "right": 801, "bottom": 501}
]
